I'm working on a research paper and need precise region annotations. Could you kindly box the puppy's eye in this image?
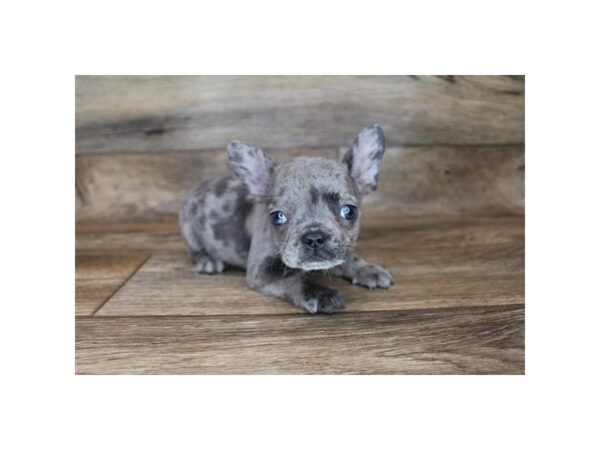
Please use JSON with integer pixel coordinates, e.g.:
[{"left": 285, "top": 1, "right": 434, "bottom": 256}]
[
  {"left": 270, "top": 210, "right": 288, "bottom": 226},
  {"left": 340, "top": 205, "right": 358, "bottom": 220}
]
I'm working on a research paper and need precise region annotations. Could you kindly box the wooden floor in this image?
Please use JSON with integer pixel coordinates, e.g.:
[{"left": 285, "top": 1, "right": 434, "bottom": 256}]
[{"left": 75, "top": 213, "right": 524, "bottom": 374}]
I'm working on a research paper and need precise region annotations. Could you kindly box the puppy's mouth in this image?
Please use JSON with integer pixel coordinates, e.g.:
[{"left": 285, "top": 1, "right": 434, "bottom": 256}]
[
  {"left": 280, "top": 239, "right": 352, "bottom": 271},
  {"left": 299, "top": 254, "right": 344, "bottom": 271}
]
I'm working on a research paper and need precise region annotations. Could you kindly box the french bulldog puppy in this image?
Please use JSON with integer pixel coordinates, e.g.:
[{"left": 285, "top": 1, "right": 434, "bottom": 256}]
[{"left": 179, "top": 124, "right": 393, "bottom": 314}]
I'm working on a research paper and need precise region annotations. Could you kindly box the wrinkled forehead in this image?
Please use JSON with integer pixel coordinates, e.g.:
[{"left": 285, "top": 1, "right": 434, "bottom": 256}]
[{"left": 271, "top": 157, "right": 359, "bottom": 204}]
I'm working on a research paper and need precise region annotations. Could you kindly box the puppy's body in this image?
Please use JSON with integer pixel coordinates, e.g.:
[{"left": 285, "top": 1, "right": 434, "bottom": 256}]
[{"left": 180, "top": 125, "right": 393, "bottom": 313}]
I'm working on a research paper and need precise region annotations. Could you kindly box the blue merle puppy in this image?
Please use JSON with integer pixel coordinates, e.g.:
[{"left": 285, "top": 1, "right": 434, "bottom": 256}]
[{"left": 180, "top": 124, "right": 393, "bottom": 313}]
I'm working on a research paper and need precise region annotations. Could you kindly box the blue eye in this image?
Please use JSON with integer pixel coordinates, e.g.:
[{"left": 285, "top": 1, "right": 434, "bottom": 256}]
[
  {"left": 270, "top": 211, "right": 288, "bottom": 225},
  {"left": 340, "top": 205, "right": 357, "bottom": 220}
]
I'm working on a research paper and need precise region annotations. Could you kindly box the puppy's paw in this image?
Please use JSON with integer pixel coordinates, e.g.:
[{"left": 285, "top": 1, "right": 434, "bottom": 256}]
[
  {"left": 196, "top": 256, "right": 226, "bottom": 274},
  {"left": 352, "top": 264, "right": 394, "bottom": 289},
  {"left": 302, "top": 284, "right": 345, "bottom": 314}
]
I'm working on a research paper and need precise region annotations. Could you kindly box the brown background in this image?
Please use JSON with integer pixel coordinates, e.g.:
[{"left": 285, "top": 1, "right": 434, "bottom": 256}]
[
  {"left": 75, "top": 75, "right": 524, "bottom": 223},
  {"left": 75, "top": 76, "right": 525, "bottom": 374}
]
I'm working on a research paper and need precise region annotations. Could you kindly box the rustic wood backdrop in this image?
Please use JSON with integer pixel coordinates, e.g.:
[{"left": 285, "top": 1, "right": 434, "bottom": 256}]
[{"left": 75, "top": 75, "right": 524, "bottom": 223}]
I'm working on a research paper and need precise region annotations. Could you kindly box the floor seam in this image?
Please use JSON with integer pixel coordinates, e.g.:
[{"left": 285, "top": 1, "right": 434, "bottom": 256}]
[
  {"left": 81, "top": 302, "right": 525, "bottom": 320},
  {"left": 91, "top": 254, "right": 152, "bottom": 316}
]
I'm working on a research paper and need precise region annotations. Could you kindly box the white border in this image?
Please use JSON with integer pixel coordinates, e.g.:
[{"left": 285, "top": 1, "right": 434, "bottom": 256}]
[{"left": 3, "top": 0, "right": 600, "bottom": 448}]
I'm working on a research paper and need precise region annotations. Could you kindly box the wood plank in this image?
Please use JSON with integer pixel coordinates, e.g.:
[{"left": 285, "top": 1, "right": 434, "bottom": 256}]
[
  {"left": 95, "top": 216, "right": 524, "bottom": 316},
  {"left": 357, "top": 145, "right": 524, "bottom": 215},
  {"left": 75, "top": 254, "right": 149, "bottom": 315},
  {"left": 76, "top": 148, "right": 337, "bottom": 222},
  {"left": 76, "top": 145, "right": 524, "bottom": 222},
  {"left": 76, "top": 215, "right": 523, "bottom": 254},
  {"left": 76, "top": 225, "right": 185, "bottom": 253},
  {"left": 76, "top": 305, "right": 524, "bottom": 374},
  {"left": 96, "top": 256, "right": 523, "bottom": 316},
  {"left": 76, "top": 75, "right": 524, "bottom": 153}
]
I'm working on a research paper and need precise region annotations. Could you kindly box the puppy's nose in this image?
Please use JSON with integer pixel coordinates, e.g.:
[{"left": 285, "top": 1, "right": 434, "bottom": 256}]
[{"left": 302, "top": 231, "right": 329, "bottom": 250}]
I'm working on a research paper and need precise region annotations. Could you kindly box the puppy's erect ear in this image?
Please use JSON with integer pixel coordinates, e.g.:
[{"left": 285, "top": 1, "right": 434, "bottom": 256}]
[
  {"left": 342, "top": 124, "right": 386, "bottom": 196},
  {"left": 228, "top": 140, "right": 275, "bottom": 201}
]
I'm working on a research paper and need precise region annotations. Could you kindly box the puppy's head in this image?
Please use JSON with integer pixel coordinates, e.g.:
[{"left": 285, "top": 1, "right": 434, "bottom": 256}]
[{"left": 228, "top": 124, "right": 385, "bottom": 270}]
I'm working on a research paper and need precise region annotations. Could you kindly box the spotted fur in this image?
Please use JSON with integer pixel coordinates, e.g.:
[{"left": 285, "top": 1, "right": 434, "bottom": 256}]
[{"left": 179, "top": 124, "right": 393, "bottom": 313}]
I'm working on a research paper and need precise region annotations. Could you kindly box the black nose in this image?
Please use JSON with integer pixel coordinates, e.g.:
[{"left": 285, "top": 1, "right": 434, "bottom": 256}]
[{"left": 302, "top": 231, "right": 329, "bottom": 250}]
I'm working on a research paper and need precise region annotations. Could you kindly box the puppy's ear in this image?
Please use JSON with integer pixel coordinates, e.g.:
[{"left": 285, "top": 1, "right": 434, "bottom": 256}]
[
  {"left": 228, "top": 140, "right": 275, "bottom": 201},
  {"left": 342, "top": 124, "right": 386, "bottom": 196}
]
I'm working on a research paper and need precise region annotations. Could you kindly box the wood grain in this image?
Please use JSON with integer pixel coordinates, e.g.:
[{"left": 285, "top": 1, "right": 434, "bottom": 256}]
[
  {"left": 96, "top": 257, "right": 523, "bottom": 316},
  {"left": 75, "top": 254, "right": 148, "bottom": 315},
  {"left": 76, "top": 145, "right": 524, "bottom": 222},
  {"left": 76, "top": 305, "right": 524, "bottom": 374},
  {"left": 76, "top": 222, "right": 185, "bottom": 253},
  {"left": 95, "top": 215, "right": 523, "bottom": 316},
  {"left": 75, "top": 214, "right": 524, "bottom": 374},
  {"left": 76, "top": 148, "right": 337, "bottom": 222},
  {"left": 76, "top": 75, "right": 524, "bottom": 153},
  {"left": 76, "top": 214, "right": 523, "bottom": 253},
  {"left": 358, "top": 145, "right": 524, "bottom": 214}
]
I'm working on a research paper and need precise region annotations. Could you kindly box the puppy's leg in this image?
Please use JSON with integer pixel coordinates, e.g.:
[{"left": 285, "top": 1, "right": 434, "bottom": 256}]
[
  {"left": 179, "top": 190, "right": 228, "bottom": 275},
  {"left": 247, "top": 256, "right": 345, "bottom": 314},
  {"left": 245, "top": 205, "right": 344, "bottom": 314},
  {"left": 179, "top": 199, "right": 203, "bottom": 258},
  {"left": 330, "top": 254, "right": 394, "bottom": 289},
  {"left": 191, "top": 248, "right": 226, "bottom": 274}
]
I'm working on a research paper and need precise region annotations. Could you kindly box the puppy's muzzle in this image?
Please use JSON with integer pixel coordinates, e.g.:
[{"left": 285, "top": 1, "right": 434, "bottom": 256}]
[{"left": 301, "top": 231, "right": 329, "bottom": 250}]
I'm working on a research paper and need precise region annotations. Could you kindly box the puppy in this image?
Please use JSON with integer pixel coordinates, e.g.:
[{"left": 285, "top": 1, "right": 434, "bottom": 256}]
[{"left": 179, "top": 124, "right": 393, "bottom": 314}]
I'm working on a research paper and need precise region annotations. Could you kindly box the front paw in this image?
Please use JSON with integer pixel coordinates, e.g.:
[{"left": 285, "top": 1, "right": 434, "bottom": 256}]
[
  {"left": 352, "top": 264, "right": 394, "bottom": 289},
  {"left": 302, "top": 283, "right": 345, "bottom": 314}
]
